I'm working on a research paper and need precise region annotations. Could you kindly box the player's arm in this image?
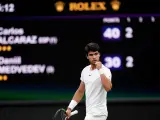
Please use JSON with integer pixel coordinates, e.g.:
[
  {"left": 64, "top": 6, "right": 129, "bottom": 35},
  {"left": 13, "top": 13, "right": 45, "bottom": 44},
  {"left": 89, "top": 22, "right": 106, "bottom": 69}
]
[
  {"left": 66, "top": 81, "right": 85, "bottom": 118},
  {"left": 100, "top": 72, "right": 112, "bottom": 92},
  {"left": 96, "top": 62, "right": 112, "bottom": 92},
  {"left": 71, "top": 81, "right": 85, "bottom": 103}
]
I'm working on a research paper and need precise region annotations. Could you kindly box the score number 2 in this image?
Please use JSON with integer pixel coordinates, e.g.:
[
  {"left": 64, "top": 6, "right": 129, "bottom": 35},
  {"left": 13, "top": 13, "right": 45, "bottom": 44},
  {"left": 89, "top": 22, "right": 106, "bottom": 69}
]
[
  {"left": 103, "top": 56, "right": 134, "bottom": 70},
  {"left": 102, "top": 26, "right": 133, "bottom": 40}
]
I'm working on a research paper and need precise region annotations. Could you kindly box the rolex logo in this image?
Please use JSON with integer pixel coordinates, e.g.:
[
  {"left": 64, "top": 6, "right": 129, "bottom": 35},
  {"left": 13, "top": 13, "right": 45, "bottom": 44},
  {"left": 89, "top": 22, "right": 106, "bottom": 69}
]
[
  {"left": 110, "top": 0, "right": 121, "bottom": 11},
  {"left": 55, "top": 1, "right": 65, "bottom": 12}
]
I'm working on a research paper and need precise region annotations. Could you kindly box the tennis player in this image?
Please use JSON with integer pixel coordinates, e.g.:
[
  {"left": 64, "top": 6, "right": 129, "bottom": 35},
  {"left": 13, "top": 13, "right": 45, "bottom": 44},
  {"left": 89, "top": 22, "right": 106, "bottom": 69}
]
[{"left": 66, "top": 42, "right": 112, "bottom": 120}]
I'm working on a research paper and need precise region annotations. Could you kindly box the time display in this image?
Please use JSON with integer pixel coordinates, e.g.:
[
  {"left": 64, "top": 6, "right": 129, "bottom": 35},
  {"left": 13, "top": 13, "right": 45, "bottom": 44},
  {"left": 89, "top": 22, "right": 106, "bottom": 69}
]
[{"left": 0, "top": 3, "right": 15, "bottom": 12}]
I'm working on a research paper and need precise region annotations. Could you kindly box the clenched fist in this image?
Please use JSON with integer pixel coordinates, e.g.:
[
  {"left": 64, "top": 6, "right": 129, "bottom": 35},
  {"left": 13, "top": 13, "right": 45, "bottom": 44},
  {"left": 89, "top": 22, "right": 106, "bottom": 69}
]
[{"left": 95, "top": 61, "right": 102, "bottom": 70}]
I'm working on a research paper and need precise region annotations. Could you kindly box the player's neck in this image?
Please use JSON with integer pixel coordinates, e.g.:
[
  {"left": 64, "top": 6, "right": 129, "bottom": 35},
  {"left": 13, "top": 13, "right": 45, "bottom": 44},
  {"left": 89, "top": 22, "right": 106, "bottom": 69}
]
[{"left": 90, "top": 64, "right": 96, "bottom": 70}]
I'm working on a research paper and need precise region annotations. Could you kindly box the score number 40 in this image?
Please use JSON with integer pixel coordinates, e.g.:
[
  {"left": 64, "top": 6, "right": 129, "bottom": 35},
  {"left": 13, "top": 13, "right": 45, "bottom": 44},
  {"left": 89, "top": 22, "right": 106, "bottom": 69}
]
[
  {"left": 103, "top": 56, "right": 134, "bottom": 70},
  {"left": 102, "top": 26, "right": 133, "bottom": 40}
]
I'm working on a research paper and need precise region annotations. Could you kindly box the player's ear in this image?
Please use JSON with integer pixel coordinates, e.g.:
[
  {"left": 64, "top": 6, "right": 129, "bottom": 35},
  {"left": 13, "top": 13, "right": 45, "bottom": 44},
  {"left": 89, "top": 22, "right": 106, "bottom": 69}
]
[{"left": 99, "top": 52, "right": 101, "bottom": 57}]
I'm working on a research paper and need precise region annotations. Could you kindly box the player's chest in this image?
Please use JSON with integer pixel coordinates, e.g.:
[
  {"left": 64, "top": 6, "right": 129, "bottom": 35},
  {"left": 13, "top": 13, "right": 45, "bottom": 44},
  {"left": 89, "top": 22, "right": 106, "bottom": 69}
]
[{"left": 83, "top": 70, "right": 101, "bottom": 84}]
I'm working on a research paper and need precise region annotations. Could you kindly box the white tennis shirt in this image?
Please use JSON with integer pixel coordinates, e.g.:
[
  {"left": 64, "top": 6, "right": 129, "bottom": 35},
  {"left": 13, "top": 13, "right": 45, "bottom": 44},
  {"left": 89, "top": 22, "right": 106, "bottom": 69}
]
[{"left": 80, "top": 64, "right": 112, "bottom": 117}]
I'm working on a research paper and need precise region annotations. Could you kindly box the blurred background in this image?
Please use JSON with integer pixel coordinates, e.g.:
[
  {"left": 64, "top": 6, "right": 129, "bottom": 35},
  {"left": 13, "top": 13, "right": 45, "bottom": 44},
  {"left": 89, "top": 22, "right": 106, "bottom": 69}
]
[{"left": 0, "top": 0, "right": 159, "bottom": 120}]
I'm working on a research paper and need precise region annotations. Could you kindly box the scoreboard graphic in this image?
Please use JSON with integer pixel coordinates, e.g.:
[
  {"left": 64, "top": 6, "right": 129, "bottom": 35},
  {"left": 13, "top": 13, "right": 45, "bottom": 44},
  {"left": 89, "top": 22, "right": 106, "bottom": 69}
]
[{"left": 0, "top": 0, "right": 158, "bottom": 102}]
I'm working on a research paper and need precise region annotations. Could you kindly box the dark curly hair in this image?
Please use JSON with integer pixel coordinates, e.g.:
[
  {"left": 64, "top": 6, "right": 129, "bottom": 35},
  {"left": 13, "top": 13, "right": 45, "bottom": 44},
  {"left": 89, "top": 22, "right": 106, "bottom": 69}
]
[{"left": 84, "top": 42, "right": 100, "bottom": 56}]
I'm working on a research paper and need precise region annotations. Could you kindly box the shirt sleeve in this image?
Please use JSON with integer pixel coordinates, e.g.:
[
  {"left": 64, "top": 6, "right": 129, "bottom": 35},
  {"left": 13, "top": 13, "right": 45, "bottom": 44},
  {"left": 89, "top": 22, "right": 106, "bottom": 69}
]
[
  {"left": 80, "top": 70, "right": 84, "bottom": 82},
  {"left": 103, "top": 67, "right": 112, "bottom": 81}
]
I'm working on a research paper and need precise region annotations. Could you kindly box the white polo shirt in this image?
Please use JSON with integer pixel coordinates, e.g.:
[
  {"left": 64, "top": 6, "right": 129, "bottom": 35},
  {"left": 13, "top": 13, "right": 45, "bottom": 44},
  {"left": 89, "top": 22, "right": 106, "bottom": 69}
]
[{"left": 80, "top": 64, "right": 112, "bottom": 117}]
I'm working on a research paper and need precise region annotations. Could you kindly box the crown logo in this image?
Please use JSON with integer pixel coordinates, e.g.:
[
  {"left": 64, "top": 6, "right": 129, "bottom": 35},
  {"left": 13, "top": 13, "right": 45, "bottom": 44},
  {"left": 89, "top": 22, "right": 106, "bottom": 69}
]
[
  {"left": 110, "top": 0, "right": 121, "bottom": 11},
  {"left": 55, "top": 1, "right": 65, "bottom": 12}
]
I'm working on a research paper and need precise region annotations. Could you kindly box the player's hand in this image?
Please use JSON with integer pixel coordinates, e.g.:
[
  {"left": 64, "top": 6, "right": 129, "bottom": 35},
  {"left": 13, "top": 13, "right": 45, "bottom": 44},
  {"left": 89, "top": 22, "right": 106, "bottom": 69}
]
[
  {"left": 95, "top": 61, "right": 102, "bottom": 70},
  {"left": 65, "top": 108, "right": 72, "bottom": 120}
]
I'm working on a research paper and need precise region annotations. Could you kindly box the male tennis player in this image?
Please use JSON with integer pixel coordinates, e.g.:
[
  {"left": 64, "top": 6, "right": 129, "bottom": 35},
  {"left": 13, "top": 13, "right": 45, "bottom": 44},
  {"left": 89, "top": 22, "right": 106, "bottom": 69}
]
[{"left": 66, "top": 42, "right": 112, "bottom": 120}]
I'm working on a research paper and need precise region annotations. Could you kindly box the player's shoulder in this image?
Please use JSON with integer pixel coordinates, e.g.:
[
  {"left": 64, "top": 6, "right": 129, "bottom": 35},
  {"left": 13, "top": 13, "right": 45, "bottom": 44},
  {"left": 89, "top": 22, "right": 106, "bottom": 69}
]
[{"left": 81, "top": 65, "right": 90, "bottom": 72}]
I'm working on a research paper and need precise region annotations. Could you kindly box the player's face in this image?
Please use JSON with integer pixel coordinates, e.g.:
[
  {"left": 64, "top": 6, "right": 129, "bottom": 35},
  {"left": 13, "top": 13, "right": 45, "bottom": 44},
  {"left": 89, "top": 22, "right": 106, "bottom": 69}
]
[{"left": 87, "top": 51, "right": 100, "bottom": 65}]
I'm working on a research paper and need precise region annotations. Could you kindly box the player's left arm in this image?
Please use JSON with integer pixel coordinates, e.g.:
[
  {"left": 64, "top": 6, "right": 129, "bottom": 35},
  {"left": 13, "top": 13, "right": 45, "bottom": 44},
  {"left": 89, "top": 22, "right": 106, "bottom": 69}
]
[
  {"left": 96, "top": 62, "right": 112, "bottom": 92},
  {"left": 100, "top": 69, "right": 112, "bottom": 92}
]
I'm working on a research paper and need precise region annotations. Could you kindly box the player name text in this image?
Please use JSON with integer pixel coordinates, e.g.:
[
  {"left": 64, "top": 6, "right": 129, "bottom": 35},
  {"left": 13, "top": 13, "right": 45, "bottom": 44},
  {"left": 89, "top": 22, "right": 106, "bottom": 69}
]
[{"left": 0, "top": 56, "right": 21, "bottom": 65}]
